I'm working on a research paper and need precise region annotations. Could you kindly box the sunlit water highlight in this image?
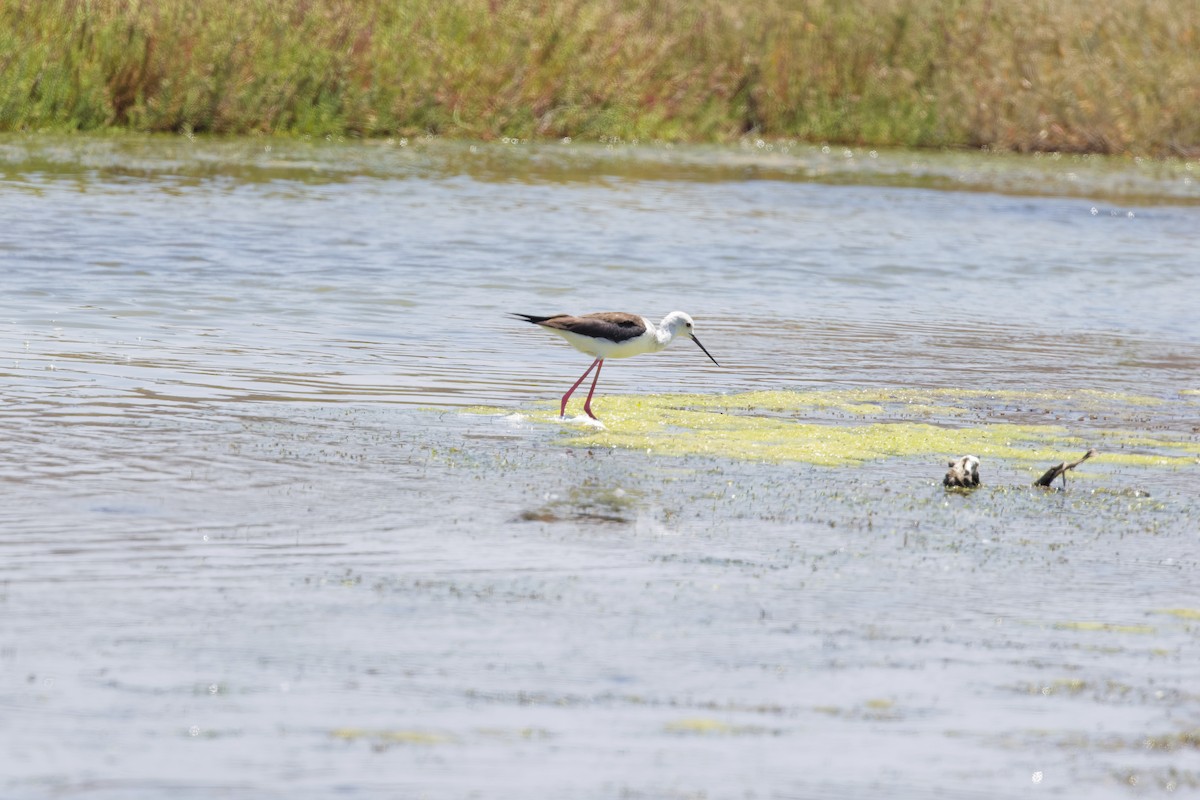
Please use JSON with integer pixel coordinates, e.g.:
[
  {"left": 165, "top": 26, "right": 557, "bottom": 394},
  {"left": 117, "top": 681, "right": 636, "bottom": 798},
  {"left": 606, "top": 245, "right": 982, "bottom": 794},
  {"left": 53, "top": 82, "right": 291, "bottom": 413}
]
[{"left": 1, "top": 135, "right": 1199, "bottom": 799}]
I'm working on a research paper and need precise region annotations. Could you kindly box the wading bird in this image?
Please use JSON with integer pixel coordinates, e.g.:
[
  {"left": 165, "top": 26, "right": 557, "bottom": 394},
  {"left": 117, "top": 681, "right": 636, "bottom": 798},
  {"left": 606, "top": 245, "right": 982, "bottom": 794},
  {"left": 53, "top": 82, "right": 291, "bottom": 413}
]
[{"left": 512, "top": 311, "right": 720, "bottom": 420}]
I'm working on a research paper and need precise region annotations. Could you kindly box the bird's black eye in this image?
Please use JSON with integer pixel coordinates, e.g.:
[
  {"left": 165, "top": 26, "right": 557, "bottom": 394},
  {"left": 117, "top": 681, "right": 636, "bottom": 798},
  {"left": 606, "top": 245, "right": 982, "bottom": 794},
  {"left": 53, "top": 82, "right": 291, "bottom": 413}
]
[{"left": 686, "top": 321, "right": 693, "bottom": 328}]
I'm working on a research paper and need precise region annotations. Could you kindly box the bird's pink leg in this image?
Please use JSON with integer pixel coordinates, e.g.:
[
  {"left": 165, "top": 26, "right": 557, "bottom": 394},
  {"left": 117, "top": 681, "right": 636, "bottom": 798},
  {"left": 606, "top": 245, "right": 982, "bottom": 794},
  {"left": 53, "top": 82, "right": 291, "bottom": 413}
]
[
  {"left": 582, "top": 359, "right": 604, "bottom": 420},
  {"left": 560, "top": 357, "right": 601, "bottom": 418}
]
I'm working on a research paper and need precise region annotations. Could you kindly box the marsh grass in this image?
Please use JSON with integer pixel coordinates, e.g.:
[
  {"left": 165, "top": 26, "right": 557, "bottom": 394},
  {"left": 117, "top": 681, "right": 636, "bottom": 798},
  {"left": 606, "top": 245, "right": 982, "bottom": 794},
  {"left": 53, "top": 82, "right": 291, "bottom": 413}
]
[{"left": 2, "top": 0, "right": 1197, "bottom": 154}]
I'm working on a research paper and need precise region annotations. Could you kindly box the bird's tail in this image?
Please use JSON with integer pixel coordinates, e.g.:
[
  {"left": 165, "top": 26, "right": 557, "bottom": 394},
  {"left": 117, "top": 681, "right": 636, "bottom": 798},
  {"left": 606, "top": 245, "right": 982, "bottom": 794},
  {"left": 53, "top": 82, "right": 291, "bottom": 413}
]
[{"left": 509, "top": 313, "right": 561, "bottom": 325}]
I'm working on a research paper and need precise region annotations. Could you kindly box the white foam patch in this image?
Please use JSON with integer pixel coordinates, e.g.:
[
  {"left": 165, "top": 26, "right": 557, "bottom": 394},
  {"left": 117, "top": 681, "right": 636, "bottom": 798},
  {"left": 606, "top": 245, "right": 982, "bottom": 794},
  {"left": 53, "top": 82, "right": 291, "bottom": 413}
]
[{"left": 555, "top": 414, "right": 606, "bottom": 429}]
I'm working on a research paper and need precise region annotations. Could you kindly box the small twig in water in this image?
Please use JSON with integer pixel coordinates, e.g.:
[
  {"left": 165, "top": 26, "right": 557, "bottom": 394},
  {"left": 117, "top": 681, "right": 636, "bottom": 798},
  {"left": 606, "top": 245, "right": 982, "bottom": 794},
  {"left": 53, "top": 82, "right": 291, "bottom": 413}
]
[{"left": 1034, "top": 448, "right": 1098, "bottom": 489}]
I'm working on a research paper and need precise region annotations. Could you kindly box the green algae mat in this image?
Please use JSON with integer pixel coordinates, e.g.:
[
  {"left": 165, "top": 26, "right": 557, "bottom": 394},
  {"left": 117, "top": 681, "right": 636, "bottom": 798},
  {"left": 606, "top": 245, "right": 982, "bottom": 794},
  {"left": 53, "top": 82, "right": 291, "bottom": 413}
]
[{"left": 472, "top": 388, "right": 1200, "bottom": 472}]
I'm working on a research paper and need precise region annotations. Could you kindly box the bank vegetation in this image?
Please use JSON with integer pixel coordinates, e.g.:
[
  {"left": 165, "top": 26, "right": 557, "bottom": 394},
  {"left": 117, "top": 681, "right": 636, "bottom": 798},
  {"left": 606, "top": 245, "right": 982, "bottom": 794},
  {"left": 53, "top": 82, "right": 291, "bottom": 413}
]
[{"left": 2, "top": 0, "right": 1197, "bottom": 155}]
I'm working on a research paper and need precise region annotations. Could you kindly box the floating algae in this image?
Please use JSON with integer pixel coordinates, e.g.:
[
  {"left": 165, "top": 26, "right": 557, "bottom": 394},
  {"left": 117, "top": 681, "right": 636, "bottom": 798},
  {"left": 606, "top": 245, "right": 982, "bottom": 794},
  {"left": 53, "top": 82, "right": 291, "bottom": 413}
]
[
  {"left": 664, "top": 717, "right": 737, "bottom": 735},
  {"left": 1153, "top": 609, "right": 1200, "bottom": 621},
  {"left": 470, "top": 389, "right": 1200, "bottom": 468},
  {"left": 331, "top": 728, "right": 454, "bottom": 746},
  {"left": 662, "top": 717, "right": 773, "bottom": 736},
  {"left": 1053, "top": 622, "right": 1157, "bottom": 635}
]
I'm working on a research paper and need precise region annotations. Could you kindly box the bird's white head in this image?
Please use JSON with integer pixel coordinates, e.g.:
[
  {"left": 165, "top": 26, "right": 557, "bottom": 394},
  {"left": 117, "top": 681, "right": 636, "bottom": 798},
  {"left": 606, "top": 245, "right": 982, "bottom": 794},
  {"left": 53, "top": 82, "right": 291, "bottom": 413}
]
[
  {"left": 659, "top": 311, "right": 720, "bottom": 366},
  {"left": 660, "top": 311, "right": 696, "bottom": 340}
]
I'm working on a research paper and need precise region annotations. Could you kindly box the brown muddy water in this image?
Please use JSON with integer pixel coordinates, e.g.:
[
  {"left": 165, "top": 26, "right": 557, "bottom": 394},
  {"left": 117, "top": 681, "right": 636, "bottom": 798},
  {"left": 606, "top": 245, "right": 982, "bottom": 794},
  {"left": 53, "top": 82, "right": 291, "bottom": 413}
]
[{"left": 1, "top": 135, "right": 1199, "bottom": 799}]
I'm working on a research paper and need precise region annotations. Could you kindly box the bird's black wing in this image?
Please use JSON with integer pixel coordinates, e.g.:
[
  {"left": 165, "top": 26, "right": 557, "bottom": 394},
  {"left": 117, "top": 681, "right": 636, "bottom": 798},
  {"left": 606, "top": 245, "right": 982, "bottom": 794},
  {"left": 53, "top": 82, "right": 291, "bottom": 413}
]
[{"left": 512, "top": 312, "right": 647, "bottom": 343}]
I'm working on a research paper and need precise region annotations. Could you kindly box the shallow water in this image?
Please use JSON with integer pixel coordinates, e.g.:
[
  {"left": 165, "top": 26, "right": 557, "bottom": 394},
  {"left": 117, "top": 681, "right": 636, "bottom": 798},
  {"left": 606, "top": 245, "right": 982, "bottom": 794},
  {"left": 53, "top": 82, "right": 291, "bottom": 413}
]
[{"left": 1, "top": 135, "right": 1199, "bottom": 798}]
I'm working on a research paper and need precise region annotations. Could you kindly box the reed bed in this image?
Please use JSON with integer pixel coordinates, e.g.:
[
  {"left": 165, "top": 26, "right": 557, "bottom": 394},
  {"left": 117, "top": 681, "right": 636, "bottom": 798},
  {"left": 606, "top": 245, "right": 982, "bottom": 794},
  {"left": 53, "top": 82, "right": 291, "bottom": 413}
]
[{"left": 1, "top": 0, "right": 1197, "bottom": 154}]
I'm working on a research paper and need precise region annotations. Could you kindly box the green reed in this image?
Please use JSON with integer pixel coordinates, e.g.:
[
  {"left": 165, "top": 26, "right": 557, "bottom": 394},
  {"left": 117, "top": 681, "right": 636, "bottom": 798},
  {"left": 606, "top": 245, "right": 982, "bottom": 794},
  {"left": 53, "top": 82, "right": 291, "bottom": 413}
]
[{"left": 1, "top": 0, "right": 1196, "bottom": 155}]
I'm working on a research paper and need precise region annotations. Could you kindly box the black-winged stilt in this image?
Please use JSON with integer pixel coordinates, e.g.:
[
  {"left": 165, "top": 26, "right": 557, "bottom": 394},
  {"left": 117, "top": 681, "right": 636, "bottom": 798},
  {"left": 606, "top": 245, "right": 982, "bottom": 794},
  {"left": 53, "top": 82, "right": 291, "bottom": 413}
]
[{"left": 512, "top": 311, "right": 720, "bottom": 420}]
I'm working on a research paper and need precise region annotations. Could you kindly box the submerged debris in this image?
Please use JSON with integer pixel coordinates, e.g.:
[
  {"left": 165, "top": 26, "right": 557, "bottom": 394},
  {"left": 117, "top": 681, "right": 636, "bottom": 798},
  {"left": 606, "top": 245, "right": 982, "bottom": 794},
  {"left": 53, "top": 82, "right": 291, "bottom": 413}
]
[
  {"left": 942, "top": 448, "right": 1108, "bottom": 493},
  {"left": 1034, "top": 448, "right": 1098, "bottom": 489},
  {"left": 944, "top": 454, "right": 981, "bottom": 488},
  {"left": 515, "top": 481, "right": 637, "bottom": 524}
]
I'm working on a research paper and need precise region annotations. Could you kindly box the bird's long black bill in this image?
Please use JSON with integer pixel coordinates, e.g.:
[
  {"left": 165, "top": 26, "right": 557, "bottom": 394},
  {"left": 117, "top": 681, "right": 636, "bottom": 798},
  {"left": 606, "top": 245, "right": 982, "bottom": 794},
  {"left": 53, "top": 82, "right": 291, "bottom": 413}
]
[{"left": 691, "top": 334, "right": 720, "bottom": 367}]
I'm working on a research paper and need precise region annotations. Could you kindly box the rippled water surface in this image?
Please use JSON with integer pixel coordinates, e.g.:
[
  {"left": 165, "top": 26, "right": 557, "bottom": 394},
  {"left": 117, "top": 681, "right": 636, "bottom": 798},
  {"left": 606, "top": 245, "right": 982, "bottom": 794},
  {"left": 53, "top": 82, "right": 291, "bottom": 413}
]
[{"left": 2, "top": 135, "right": 1199, "bottom": 799}]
